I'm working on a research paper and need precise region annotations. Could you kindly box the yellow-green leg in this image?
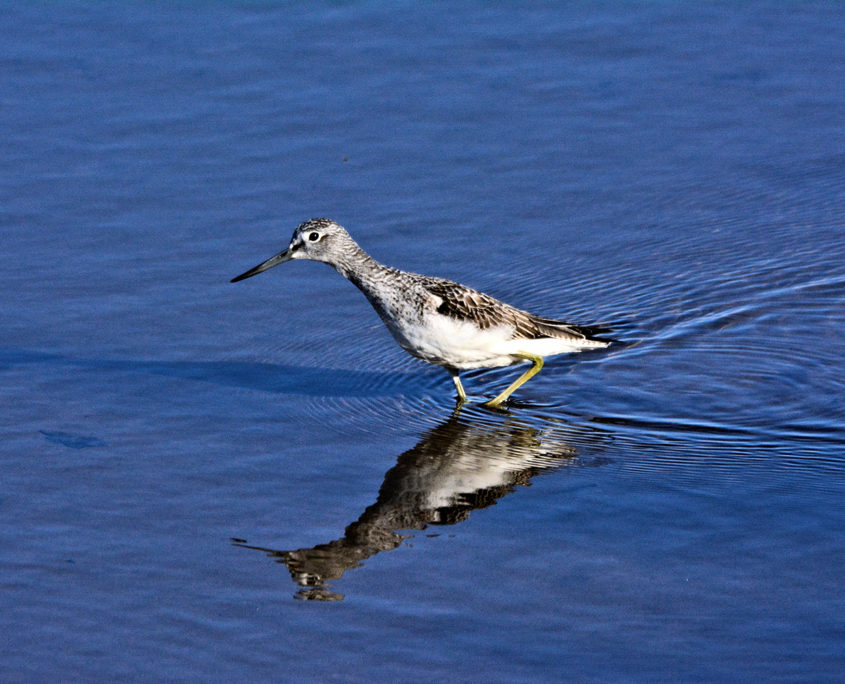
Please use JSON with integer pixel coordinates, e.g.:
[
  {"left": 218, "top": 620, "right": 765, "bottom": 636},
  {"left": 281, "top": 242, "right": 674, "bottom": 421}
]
[
  {"left": 449, "top": 370, "right": 467, "bottom": 404},
  {"left": 484, "top": 352, "right": 544, "bottom": 408}
]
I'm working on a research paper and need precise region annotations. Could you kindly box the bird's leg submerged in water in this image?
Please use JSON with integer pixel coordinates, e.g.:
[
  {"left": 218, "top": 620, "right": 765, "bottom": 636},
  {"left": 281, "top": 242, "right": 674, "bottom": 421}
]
[
  {"left": 448, "top": 369, "right": 467, "bottom": 404},
  {"left": 484, "top": 352, "right": 544, "bottom": 408}
]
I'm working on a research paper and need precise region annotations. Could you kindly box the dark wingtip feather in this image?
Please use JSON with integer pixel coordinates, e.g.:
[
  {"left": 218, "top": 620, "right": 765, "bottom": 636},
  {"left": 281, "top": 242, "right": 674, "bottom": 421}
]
[
  {"left": 528, "top": 316, "right": 615, "bottom": 343},
  {"left": 566, "top": 322, "right": 615, "bottom": 343}
]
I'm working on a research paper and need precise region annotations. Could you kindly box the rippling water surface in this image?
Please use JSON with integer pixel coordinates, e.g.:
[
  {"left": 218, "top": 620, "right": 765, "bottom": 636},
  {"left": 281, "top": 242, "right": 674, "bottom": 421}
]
[{"left": 2, "top": 3, "right": 844, "bottom": 681}]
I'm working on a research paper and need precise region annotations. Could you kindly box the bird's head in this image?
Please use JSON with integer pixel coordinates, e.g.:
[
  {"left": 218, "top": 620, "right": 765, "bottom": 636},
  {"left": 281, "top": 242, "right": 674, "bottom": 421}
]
[{"left": 231, "top": 218, "right": 354, "bottom": 282}]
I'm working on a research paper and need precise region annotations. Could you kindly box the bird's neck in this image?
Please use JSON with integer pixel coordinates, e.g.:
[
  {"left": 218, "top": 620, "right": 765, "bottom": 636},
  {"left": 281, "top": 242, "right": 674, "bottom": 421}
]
[{"left": 330, "top": 243, "right": 396, "bottom": 294}]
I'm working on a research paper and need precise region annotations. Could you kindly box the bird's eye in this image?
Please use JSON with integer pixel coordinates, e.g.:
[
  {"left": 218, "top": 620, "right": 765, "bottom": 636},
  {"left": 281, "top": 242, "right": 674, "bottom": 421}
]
[{"left": 308, "top": 232, "right": 320, "bottom": 242}]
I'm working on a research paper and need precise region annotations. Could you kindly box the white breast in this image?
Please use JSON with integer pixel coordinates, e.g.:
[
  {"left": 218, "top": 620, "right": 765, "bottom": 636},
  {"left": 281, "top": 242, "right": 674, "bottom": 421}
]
[{"left": 385, "top": 312, "right": 526, "bottom": 370}]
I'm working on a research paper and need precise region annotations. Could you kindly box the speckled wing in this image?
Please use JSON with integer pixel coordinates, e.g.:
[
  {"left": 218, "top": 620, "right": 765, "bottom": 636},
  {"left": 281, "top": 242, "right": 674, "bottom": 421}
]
[
  {"left": 424, "top": 279, "right": 507, "bottom": 329},
  {"left": 423, "top": 279, "right": 609, "bottom": 343}
]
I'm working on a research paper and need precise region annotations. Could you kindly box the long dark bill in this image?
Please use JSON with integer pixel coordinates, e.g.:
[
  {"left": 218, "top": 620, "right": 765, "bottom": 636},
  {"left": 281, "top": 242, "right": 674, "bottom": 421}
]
[{"left": 230, "top": 249, "right": 292, "bottom": 283}]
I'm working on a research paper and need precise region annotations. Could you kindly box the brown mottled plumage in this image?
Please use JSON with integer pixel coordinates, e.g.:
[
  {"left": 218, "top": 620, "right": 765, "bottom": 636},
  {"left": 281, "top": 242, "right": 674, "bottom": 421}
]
[{"left": 424, "top": 279, "right": 609, "bottom": 343}]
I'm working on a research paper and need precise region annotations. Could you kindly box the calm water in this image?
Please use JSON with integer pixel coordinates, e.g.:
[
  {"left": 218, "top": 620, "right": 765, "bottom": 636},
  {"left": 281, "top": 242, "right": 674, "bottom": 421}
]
[{"left": 2, "top": 2, "right": 844, "bottom": 681}]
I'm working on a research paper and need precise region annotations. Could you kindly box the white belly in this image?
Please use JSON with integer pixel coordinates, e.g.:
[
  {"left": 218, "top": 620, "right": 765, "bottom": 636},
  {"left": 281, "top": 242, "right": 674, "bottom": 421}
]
[{"left": 383, "top": 312, "right": 600, "bottom": 370}]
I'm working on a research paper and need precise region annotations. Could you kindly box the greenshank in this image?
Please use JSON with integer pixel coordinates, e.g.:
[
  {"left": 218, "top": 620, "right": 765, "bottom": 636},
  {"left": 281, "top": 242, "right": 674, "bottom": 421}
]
[{"left": 231, "top": 218, "right": 610, "bottom": 407}]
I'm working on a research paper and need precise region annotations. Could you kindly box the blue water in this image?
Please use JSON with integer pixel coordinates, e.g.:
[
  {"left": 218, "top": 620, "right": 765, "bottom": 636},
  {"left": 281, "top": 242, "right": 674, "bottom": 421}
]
[{"left": 2, "top": 2, "right": 844, "bottom": 681}]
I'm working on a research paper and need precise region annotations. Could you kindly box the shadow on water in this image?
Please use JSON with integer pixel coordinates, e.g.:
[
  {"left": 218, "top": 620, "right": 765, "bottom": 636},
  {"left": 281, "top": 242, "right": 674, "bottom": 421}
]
[
  {"left": 233, "top": 405, "right": 612, "bottom": 601},
  {"left": 0, "top": 348, "right": 422, "bottom": 398}
]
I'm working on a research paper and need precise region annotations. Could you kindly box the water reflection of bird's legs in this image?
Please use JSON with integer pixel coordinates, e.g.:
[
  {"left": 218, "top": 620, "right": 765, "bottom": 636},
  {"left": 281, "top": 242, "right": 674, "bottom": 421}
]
[{"left": 485, "top": 352, "right": 544, "bottom": 408}]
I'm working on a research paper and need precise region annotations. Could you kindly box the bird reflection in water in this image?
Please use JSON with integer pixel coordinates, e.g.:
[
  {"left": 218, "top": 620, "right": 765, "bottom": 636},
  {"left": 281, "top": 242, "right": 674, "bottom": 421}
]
[{"left": 233, "top": 407, "right": 606, "bottom": 601}]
